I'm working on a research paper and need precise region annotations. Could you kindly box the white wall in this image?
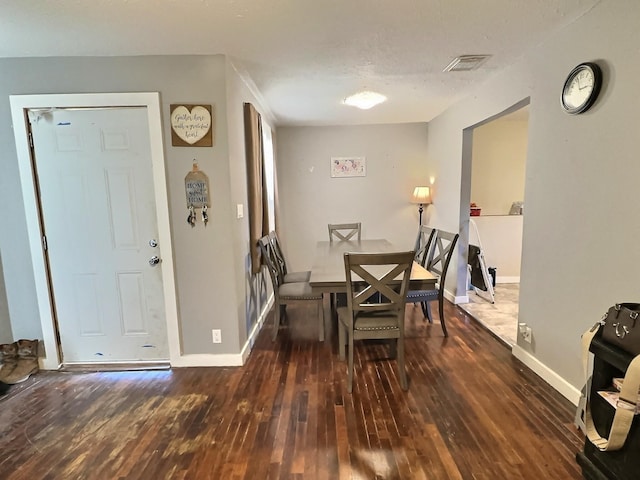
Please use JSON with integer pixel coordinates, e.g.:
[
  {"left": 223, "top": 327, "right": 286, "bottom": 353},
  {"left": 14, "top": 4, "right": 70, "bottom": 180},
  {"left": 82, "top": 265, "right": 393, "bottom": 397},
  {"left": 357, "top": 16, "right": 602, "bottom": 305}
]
[
  {"left": 470, "top": 216, "right": 522, "bottom": 281},
  {"left": 275, "top": 123, "right": 430, "bottom": 271},
  {"left": 427, "top": 0, "right": 640, "bottom": 395}
]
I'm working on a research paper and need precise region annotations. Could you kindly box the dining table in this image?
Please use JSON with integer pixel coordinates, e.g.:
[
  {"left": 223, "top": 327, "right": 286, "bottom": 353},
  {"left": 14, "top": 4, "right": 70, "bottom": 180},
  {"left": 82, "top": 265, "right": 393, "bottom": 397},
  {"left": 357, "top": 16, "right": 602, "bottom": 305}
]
[{"left": 308, "top": 238, "right": 436, "bottom": 294}]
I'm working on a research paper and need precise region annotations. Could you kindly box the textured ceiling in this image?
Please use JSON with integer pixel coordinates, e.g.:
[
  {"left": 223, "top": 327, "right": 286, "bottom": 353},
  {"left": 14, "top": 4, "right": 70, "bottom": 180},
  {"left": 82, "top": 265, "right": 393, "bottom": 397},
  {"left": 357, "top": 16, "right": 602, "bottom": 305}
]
[{"left": 0, "top": 0, "right": 600, "bottom": 126}]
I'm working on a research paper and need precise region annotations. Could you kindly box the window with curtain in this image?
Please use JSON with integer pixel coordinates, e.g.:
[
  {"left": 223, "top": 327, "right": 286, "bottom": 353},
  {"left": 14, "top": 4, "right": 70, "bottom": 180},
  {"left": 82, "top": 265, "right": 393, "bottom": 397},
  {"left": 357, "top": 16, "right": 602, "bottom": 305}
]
[
  {"left": 244, "top": 102, "right": 276, "bottom": 275},
  {"left": 261, "top": 122, "right": 275, "bottom": 233},
  {"left": 244, "top": 103, "right": 266, "bottom": 274}
]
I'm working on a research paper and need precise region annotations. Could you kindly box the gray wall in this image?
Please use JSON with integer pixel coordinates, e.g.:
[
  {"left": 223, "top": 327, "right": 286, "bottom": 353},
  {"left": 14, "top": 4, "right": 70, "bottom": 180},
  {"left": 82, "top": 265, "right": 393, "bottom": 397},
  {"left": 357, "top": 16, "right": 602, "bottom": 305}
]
[
  {"left": 0, "top": 253, "right": 12, "bottom": 342},
  {"left": 426, "top": 0, "right": 640, "bottom": 389},
  {"left": 225, "top": 59, "right": 271, "bottom": 347},
  {"left": 275, "top": 123, "right": 430, "bottom": 272},
  {"left": 0, "top": 55, "right": 267, "bottom": 356}
]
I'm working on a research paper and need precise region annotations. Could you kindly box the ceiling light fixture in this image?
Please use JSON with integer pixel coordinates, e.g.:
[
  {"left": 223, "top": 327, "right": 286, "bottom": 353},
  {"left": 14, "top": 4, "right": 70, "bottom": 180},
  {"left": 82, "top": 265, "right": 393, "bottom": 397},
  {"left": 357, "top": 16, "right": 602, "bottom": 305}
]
[
  {"left": 443, "top": 55, "right": 492, "bottom": 72},
  {"left": 343, "top": 91, "right": 387, "bottom": 110}
]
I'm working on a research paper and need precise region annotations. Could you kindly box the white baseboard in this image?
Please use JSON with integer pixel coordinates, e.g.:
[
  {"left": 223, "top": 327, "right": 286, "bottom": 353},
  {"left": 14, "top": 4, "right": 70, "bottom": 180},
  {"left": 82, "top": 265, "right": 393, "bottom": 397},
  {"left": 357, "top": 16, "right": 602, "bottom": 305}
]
[
  {"left": 241, "top": 294, "right": 274, "bottom": 363},
  {"left": 453, "top": 294, "right": 469, "bottom": 304},
  {"left": 171, "top": 295, "right": 274, "bottom": 368},
  {"left": 41, "top": 295, "right": 275, "bottom": 370},
  {"left": 444, "top": 288, "right": 468, "bottom": 305},
  {"left": 170, "top": 353, "right": 244, "bottom": 367},
  {"left": 497, "top": 276, "right": 519, "bottom": 284},
  {"left": 512, "top": 344, "right": 581, "bottom": 406}
]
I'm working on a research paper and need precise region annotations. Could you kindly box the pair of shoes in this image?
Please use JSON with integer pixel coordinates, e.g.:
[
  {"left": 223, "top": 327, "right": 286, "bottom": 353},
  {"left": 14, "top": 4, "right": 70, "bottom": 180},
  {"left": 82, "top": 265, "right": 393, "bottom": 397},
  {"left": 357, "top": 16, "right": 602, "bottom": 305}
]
[
  {"left": 0, "top": 343, "right": 18, "bottom": 382},
  {"left": 0, "top": 339, "right": 39, "bottom": 385}
]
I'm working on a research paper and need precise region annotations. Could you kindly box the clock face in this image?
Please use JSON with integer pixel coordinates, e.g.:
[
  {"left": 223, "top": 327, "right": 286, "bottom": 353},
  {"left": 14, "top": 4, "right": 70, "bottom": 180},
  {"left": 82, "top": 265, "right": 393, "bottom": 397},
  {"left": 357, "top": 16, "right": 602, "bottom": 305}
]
[{"left": 561, "top": 62, "right": 602, "bottom": 114}]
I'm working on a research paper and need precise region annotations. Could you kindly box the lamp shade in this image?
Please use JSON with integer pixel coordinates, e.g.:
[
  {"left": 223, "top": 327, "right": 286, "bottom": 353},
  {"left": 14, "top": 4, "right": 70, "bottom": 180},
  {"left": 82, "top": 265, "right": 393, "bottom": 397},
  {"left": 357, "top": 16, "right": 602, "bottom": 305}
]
[{"left": 411, "top": 186, "right": 432, "bottom": 205}]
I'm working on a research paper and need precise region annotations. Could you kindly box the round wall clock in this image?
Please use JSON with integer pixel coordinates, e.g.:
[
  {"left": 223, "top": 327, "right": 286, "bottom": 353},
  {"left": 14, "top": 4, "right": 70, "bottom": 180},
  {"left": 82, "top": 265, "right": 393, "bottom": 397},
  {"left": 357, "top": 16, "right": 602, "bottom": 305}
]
[{"left": 561, "top": 62, "right": 602, "bottom": 114}]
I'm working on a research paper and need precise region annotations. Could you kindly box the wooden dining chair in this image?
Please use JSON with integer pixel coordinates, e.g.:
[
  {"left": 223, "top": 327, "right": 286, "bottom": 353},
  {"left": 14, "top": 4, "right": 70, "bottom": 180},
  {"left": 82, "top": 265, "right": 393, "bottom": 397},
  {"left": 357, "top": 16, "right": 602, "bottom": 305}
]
[
  {"left": 268, "top": 231, "right": 310, "bottom": 283},
  {"left": 258, "top": 235, "right": 324, "bottom": 342},
  {"left": 328, "top": 222, "right": 361, "bottom": 242},
  {"left": 413, "top": 225, "right": 437, "bottom": 268},
  {"left": 327, "top": 222, "right": 362, "bottom": 309},
  {"left": 409, "top": 225, "right": 437, "bottom": 318},
  {"left": 337, "top": 250, "right": 415, "bottom": 392},
  {"left": 406, "top": 230, "right": 459, "bottom": 337}
]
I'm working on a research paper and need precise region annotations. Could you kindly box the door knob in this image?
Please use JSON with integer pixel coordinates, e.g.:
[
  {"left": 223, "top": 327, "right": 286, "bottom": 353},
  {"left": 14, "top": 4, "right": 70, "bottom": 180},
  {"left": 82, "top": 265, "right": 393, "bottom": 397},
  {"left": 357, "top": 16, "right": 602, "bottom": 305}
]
[{"left": 149, "top": 256, "right": 161, "bottom": 266}]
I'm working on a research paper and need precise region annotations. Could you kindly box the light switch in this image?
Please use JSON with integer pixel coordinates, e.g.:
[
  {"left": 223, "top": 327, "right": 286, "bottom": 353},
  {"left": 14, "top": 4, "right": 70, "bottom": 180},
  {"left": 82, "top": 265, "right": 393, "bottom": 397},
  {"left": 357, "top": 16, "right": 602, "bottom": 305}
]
[{"left": 236, "top": 204, "right": 244, "bottom": 218}]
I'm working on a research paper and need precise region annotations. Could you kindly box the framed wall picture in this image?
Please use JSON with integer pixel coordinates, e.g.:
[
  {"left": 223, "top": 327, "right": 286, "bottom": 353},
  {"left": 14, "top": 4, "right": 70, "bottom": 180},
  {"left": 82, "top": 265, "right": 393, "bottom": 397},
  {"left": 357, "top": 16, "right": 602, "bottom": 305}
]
[
  {"left": 170, "top": 104, "right": 214, "bottom": 147},
  {"left": 330, "top": 156, "right": 366, "bottom": 178}
]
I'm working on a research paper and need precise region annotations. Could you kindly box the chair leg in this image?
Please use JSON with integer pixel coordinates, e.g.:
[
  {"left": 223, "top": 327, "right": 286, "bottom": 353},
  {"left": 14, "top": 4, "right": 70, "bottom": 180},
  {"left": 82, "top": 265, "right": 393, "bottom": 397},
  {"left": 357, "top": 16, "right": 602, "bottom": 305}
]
[
  {"left": 338, "top": 320, "right": 346, "bottom": 361},
  {"left": 438, "top": 297, "right": 448, "bottom": 337},
  {"left": 422, "top": 301, "right": 433, "bottom": 323},
  {"left": 272, "top": 303, "right": 282, "bottom": 341},
  {"left": 318, "top": 298, "right": 325, "bottom": 342},
  {"left": 397, "top": 336, "right": 408, "bottom": 390},
  {"left": 330, "top": 293, "right": 336, "bottom": 319},
  {"left": 389, "top": 338, "right": 397, "bottom": 359},
  {"left": 347, "top": 335, "right": 354, "bottom": 393}
]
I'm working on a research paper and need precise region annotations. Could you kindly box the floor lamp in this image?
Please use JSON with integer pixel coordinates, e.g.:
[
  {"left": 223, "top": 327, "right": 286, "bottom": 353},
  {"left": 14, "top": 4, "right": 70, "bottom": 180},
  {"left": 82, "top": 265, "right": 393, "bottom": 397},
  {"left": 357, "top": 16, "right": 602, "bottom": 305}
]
[{"left": 411, "top": 186, "right": 432, "bottom": 225}]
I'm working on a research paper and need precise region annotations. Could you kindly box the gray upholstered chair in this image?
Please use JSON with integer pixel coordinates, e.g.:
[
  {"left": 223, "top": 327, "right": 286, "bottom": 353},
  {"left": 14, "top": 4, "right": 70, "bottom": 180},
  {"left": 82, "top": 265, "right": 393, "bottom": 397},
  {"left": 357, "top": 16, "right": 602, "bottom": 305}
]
[
  {"left": 328, "top": 222, "right": 361, "bottom": 242},
  {"left": 337, "top": 250, "right": 415, "bottom": 392},
  {"left": 258, "top": 235, "right": 324, "bottom": 342},
  {"left": 268, "top": 231, "right": 310, "bottom": 283},
  {"left": 406, "top": 230, "right": 459, "bottom": 337}
]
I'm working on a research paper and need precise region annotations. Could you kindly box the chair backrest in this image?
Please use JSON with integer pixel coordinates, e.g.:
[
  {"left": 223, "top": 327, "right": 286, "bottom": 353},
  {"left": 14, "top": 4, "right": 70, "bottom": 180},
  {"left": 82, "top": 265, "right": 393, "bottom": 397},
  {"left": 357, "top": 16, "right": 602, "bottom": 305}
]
[
  {"left": 258, "top": 235, "right": 282, "bottom": 288},
  {"left": 328, "top": 222, "right": 361, "bottom": 242},
  {"left": 425, "top": 230, "right": 459, "bottom": 287},
  {"left": 413, "top": 225, "right": 437, "bottom": 266},
  {"left": 343, "top": 251, "right": 415, "bottom": 317},
  {"left": 268, "top": 230, "right": 288, "bottom": 276}
]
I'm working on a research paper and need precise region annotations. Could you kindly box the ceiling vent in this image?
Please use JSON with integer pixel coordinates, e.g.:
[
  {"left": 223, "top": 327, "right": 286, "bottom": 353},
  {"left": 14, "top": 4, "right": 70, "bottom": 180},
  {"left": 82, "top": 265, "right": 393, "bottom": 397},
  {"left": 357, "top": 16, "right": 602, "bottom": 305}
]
[{"left": 443, "top": 55, "right": 492, "bottom": 72}]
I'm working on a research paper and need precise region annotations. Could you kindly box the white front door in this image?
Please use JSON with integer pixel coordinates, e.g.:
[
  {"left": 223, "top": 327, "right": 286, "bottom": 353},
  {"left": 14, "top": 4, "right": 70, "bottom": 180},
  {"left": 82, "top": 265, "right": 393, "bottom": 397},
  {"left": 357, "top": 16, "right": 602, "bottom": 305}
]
[{"left": 29, "top": 107, "right": 169, "bottom": 363}]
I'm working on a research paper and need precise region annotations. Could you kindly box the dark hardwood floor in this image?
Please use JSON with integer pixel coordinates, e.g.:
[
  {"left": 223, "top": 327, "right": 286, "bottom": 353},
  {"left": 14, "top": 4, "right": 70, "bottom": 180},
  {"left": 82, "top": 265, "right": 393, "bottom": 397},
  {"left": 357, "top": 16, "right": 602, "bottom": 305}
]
[{"left": 0, "top": 301, "right": 584, "bottom": 479}]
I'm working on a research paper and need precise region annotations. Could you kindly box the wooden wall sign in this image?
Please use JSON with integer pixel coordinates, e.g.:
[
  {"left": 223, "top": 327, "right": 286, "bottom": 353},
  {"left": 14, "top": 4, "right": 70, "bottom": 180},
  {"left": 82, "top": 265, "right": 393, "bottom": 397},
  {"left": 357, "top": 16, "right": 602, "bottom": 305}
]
[
  {"left": 170, "top": 104, "right": 214, "bottom": 147},
  {"left": 185, "top": 162, "right": 210, "bottom": 208}
]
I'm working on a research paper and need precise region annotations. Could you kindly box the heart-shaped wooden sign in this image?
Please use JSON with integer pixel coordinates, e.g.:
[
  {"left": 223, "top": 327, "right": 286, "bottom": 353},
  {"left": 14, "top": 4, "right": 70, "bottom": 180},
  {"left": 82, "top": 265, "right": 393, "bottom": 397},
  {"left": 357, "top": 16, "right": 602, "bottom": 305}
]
[{"left": 170, "top": 105, "right": 213, "bottom": 146}]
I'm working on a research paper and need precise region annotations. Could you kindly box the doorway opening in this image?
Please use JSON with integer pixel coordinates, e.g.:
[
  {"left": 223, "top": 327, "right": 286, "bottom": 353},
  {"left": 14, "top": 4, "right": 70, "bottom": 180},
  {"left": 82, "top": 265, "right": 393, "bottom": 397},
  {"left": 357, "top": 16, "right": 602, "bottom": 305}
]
[{"left": 458, "top": 99, "right": 529, "bottom": 346}]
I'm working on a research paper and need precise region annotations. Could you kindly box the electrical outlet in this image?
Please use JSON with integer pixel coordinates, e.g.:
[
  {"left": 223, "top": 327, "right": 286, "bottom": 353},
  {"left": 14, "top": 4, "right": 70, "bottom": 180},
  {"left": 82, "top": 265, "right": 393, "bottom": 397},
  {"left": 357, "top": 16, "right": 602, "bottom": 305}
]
[
  {"left": 519, "top": 323, "right": 533, "bottom": 343},
  {"left": 522, "top": 326, "right": 533, "bottom": 344},
  {"left": 212, "top": 329, "right": 222, "bottom": 344}
]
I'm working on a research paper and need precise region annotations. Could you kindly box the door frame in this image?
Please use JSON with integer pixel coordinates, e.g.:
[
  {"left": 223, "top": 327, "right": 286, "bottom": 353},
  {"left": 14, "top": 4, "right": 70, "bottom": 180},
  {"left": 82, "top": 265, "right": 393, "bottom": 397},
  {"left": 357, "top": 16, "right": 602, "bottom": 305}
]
[
  {"left": 10, "top": 93, "right": 181, "bottom": 370},
  {"left": 457, "top": 97, "right": 530, "bottom": 328}
]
